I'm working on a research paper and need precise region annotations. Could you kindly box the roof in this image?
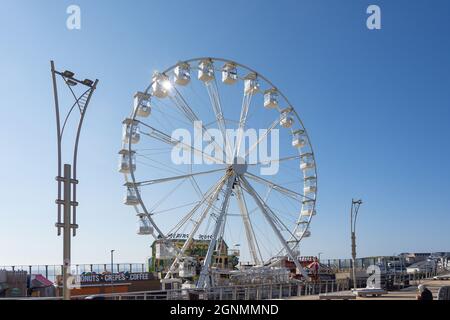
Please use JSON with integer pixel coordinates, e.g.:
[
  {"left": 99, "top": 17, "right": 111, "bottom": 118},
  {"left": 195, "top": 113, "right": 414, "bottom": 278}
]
[{"left": 31, "top": 274, "right": 53, "bottom": 287}]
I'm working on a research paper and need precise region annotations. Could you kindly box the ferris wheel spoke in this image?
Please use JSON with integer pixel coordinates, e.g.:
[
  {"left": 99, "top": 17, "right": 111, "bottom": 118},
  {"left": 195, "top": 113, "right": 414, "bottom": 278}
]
[
  {"left": 240, "top": 181, "right": 298, "bottom": 241},
  {"left": 137, "top": 151, "right": 208, "bottom": 201},
  {"left": 169, "top": 88, "right": 198, "bottom": 123},
  {"left": 152, "top": 99, "right": 193, "bottom": 128},
  {"left": 238, "top": 176, "right": 308, "bottom": 279},
  {"left": 138, "top": 120, "right": 226, "bottom": 165},
  {"left": 235, "top": 93, "right": 253, "bottom": 158},
  {"left": 244, "top": 172, "right": 314, "bottom": 202},
  {"left": 248, "top": 154, "right": 301, "bottom": 167},
  {"left": 170, "top": 87, "right": 228, "bottom": 162},
  {"left": 234, "top": 184, "right": 263, "bottom": 266},
  {"left": 205, "top": 78, "right": 233, "bottom": 159},
  {"left": 244, "top": 116, "right": 279, "bottom": 159},
  {"left": 165, "top": 174, "right": 230, "bottom": 278},
  {"left": 152, "top": 200, "right": 200, "bottom": 215},
  {"left": 132, "top": 168, "right": 226, "bottom": 187},
  {"left": 166, "top": 174, "right": 228, "bottom": 242}
]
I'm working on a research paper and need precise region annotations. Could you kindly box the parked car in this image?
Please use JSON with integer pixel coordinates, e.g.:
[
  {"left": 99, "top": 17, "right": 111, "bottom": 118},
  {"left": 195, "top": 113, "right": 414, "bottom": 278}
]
[{"left": 433, "top": 274, "right": 450, "bottom": 280}]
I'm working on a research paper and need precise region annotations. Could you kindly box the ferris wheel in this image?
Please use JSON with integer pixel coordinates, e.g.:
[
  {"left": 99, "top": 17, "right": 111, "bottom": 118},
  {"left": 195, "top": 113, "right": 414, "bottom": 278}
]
[{"left": 119, "top": 57, "right": 317, "bottom": 288}]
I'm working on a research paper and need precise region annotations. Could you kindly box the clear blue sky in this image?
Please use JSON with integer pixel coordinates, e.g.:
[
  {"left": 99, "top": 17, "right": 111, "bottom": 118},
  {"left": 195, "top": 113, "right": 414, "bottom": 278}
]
[{"left": 0, "top": 0, "right": 449, "bottom": 265}]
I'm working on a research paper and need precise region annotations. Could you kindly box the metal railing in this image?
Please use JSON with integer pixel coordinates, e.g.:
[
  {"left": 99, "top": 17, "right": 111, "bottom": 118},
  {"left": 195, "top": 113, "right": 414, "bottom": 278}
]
[
  {"left": 66, "top": 279, "right": 351, "bottom": 300},
  {"left": 1, "top": 272, "right": 444, "bottom": 300},
  {"left": 0, "top": 263, "right": 147, "bottom": 283},
  {"left": 85, "top": 272, "right": 439, "bottom": 300}
]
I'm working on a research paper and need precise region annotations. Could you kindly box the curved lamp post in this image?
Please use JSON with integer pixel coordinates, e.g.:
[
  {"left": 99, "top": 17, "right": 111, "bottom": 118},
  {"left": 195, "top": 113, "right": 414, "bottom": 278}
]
[
  {"left": 350, "top": 199, "right": 363, "bottom": 290},
  {"left": 51, "top": 60, "right": 98, "bottom": 300}
]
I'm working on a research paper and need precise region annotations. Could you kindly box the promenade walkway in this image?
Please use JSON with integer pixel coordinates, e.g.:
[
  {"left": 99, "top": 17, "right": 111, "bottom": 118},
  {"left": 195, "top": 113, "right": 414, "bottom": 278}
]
[{"left": 288, "top": 279, "right": 450, "bottom": 300}]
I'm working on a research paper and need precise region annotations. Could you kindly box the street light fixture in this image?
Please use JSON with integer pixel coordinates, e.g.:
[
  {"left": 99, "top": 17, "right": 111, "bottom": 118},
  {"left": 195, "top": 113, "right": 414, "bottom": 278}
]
[
  {"left": 318, "top": 252, "right": 323, "bottom": 262},
  {"left": 51, "top": 61, "right": 98, "bottom": 300},
  {"left": 62, "top": 70, "right": 75, "bottom": 78},
  {"left": 350, "top": 198, "right": 363, "bottom": 290}
]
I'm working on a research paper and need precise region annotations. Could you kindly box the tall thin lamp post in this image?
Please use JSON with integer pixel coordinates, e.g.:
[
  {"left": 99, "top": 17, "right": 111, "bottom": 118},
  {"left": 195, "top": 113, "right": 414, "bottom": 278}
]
[
  {"left": 51, "top": 61, "right": 98, "bottom": 300},
  {"left": 350, "top": 199, "right": 363, "bottom": 290}
]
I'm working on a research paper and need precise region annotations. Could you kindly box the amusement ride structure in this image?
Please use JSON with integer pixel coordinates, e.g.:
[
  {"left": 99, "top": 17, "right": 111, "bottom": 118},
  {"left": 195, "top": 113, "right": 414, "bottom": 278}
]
[{"left": 119, "top": 58, "right": 317, "bottom": 288}]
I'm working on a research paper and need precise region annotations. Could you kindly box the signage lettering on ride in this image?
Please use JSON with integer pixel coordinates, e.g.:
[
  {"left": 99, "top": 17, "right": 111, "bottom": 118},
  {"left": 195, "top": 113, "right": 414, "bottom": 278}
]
[
  {"left": 76, "top": 272, "right": 151, "bottom": 284},
  {"left": 164, "top": 233, "right": 213, "bottom": 240}
]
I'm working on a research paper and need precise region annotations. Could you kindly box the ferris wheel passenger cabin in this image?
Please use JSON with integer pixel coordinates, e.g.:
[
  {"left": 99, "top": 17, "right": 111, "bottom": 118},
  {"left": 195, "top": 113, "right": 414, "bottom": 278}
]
[
  {"left": 264, "top": 88, "right": 278, "bottom": 109},
  {"left": 303, "top": 176, "right": 317, "bottom": 194},
  {"left": 174, "top": 62, "right": 191, "bottom": 86},
  {"left": 118, "top": 149, "right": 136, "bottom": 173},
  {"left": 137, "top": 213, "right": 153, "bottom": 235},
  {"left": 292, "top": 130, "right": 307, "bottom": 148},
  {"left": 296, "top": 229, "right": 311, "bottom": 238},
  {"left": 198, "top": 59, "right": 215, "bottom": 82},
  {"left": 122, "top": 118, "right": 140, "bottom": 144},
  {"left": 124, "top": 183, "right": 140, "bottom": 206},
  {"left": 244, "top": 73, "right": 260, "bottom": 95},
  {"left": 222, "top": 63, "right": 238, "bottom": 85},
  {"left": 301, "top": 199, "right": 316, "bottom": 217},
  {"left": 300, "top": 153, "right": 315, "bottom": 171},
  {"left": 134, "top": 91, "right": 151, "bottom": 117},
  {"left": 280, "top": 111, "right": 294, "bottom": 128},
  {"left": 151, "top": 72, "right": 170, "bottom": 98}
]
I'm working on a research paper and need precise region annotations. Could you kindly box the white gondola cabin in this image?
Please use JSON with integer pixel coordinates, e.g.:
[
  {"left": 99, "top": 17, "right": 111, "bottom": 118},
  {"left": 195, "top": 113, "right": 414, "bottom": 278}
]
[
  {"left": 174, "top": 62, "right": 191, "bottom": 86},
  {"left": 122, "top": 118, "right": 140, "bottom": 144},
  {"left": 118, "top": 149, "right": 136, "bottom": 173},
  {"left": 296, "top": 229, "right": 311, "bottom": 238},
  {"left": 155, "top": 242, "right": 176, "bottom": 260},
  {"left": 179, "top": 258, "right": 196, "bottom": 278},
  {"left": 244, "top": 73, "right": 259, "bottom": 95},
  {"left": 124, "top": 188, "right": 139, "bottom": 206},
  {"left": 301, "top": 200, "right": 316, "bottom": 217},
  {"left": 134, "top": 92, "right": 151, "bottom": 118},
  {"left": 124, "top": 184, "right": 140, "bottom": 206},
  {"left": 303, "top": 176, "right": 317, "bottom": 194},
  {"left": 222, "top": 62, "right": 238, "bottom": 84},
  {"left": 280, "top": 112, "right": 294, "bottom": 128},
  {"left": 151, "top": 72, "right": 170, "bottom": 98},
  {"left": 300, "top": 153, "right": 315, "bottom": 171},
  {"left": 198, "top": 59, "right": 214, "bottom": 82},
  {"left": 292, "top": 130, "right": 307, "bottom": 148},
  {"left": 264, "top": 89, "right": 278, "bottom": 109},
  {"left": 137, "top": 214, "right": 153, "bottom": 235}
]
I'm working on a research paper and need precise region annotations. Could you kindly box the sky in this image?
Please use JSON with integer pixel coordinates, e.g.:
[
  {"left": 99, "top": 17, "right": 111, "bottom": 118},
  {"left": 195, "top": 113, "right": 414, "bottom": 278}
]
[{"left": 0, "top": 0, "right": 449, "bottom": 266}]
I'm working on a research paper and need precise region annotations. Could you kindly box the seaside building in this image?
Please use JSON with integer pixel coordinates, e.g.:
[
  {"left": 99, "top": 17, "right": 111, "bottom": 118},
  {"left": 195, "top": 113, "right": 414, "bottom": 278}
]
[{"left": 150, "top": 238, "right": 239, "bottom": 277}]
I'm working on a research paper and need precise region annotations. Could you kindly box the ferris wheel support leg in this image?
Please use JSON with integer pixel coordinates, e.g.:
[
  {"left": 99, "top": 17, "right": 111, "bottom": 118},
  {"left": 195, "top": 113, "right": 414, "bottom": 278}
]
[
  {"left": 239, "top": 176, "right": 309, "bottom": 280},
  {"left": 235, "top": 184, "right": 263, "bottom": 266},
  {"left": 197, "top": 173, "right": 236, "bottom": 289},
  {"left": 165, "top": 174, "right": 229, "bottom": 279}
]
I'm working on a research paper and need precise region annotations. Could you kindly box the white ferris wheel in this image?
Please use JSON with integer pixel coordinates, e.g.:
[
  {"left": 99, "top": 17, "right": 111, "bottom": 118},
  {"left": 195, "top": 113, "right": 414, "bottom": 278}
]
[{"left": 119, "top": 58, "right": 317, "bottom": 288}]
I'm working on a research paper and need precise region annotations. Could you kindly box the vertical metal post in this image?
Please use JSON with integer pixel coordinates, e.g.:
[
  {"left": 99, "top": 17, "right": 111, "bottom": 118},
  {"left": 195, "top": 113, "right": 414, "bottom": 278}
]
[
  {"left": 63, "top": 164, "right": 72, "bottom": 300},
  {"left": 111, "top": 250, "right": 115, "bottom": 295},
  {"left": 350, "top": 199, "right": 362, "bottom": 290},
  {"left": 51, "top": 61, "right": 98, "bottom": 300},
  {"left": 51, "top": 61, "right": 62, "bottom": 237},
  {"left": 351, "top": 231, "right": 357, "bottom": 289}
]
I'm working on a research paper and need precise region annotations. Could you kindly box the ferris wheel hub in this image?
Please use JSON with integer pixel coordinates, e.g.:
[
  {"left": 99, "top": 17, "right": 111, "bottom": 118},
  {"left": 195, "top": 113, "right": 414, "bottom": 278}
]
[{"left": 231, "top": 157, "right": 247, "bottom": 175}]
